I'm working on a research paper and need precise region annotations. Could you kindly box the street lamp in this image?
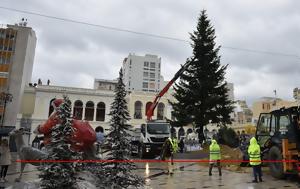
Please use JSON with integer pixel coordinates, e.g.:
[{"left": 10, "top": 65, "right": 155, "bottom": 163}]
[{"left": 0, "top": 92, "right": 13, "bottom": 127}]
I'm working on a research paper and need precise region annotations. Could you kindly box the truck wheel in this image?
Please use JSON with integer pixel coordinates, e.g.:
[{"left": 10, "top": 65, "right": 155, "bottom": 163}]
[{"left": 268, "top": 146, "right": 285, "bottom": 179}]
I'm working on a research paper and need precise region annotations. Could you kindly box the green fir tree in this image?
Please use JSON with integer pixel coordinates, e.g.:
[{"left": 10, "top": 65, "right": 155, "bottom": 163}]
[
  {"left": 170, "top": 10, "right": 234, "bottom": 134},
  {"left": 39, "top": 96, "right": 81, "bottom": 189},
  {"left": 102, "top": 69, "right": 144, "bottom": 189}
]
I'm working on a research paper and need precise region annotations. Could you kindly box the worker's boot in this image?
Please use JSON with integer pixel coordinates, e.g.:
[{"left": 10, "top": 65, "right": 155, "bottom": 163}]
[
  {"left": 218, "top": 167, "right": 222, "bottom": 176},
  {"left": 252, "top": 179, "right": 258, "bottom": 183},
  {"left": 259, "top": 177, "right": 263, "bottom": 182},
  {"left": 209, "top": 166, "right": 213, "bottom": 176}
]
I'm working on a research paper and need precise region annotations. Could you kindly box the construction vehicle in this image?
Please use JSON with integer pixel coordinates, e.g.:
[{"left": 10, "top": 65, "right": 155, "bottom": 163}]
[
  {"left": 256, "top": 106, "right": 300, "bottom": 178},
  {"left": 138, "top": 121, "right": 171, "bottom": 158},
  {"left": 138, "top": 58, "right": 194, "bottom": 158}
]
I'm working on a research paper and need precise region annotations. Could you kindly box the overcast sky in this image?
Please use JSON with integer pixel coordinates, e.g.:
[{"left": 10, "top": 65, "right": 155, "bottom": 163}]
[{"left": 1, "top": 0, "right": 300, "bottom": 104}]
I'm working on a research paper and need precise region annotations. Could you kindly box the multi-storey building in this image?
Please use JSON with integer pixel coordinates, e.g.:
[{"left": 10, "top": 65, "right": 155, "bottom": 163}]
[
  {"left": 0, "top": 22, "right": 36, "bottom": 127},
  {"left": 122, "top": 54, "right": 162, "bottom": 92}
]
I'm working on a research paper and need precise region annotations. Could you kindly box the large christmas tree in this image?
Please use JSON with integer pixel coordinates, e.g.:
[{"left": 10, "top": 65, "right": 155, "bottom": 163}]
[
  {"left": 39, "top": 96, "right": 81, "bottom": 189},
  {"left": 170, "top": 10, "right": 234, "bottom": 133},
  {"left": 102, "top": 69, "right": 144, "bottom": 189}
]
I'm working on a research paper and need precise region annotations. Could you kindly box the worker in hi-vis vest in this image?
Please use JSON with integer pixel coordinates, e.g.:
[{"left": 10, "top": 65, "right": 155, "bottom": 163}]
[
  {"left": 160, "top": 137, "right": 179, "bottom": 175},
  {"left": 209, "top": 139, "right": 222, "bottom": 176},
  {"left": 248, "top": 137, "right": 263, "bottom": 182}
]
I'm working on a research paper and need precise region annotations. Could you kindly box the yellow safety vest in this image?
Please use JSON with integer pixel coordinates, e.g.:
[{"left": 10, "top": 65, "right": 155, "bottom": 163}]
[
  {"left": 248, "top": 137, "right": 261, "bottom": 166},
  {"left": 209, "top": 140, "right": 221, "bottom": 161},
  {"left": 168, "top": 138, "right": 179, "bottom": 153}
]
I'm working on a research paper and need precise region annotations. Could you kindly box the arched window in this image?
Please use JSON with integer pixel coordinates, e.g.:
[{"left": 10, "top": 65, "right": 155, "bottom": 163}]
[
  {"left": 73, "top": 100, "right": 83, "bottom": 120},
  {"left": 145, "top": 102, "right": 153, "bottom": 116},
  {"left": 157, "top": 103, "right": 165, "bottom": 120},
  {"left": 48, "top": 98, "right": 55, "bottom": 117},
  {"left": 187, "top": 128, "right": 193, "bottom": 135},
  {"left": 96, "top": 102, "right": 105, "bottom": 121},
  {"left": 178, "top": 127, "right": 185, "bottom": 139},
  {"left": 134, "top": 101, "right": 142, "bottom": 119},
  {"left": 85, "top": 101, "right": 94, "bottom": 121}
]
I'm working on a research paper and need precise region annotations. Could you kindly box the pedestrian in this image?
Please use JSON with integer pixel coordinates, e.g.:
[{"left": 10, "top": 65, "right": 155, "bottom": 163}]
[
  {"left": 0, "top": 139, "right": 11, "bottom": 182},
  {"left": 95, "top": 126, "right": 105, "bottom": 151},
  {"left": 236, "top": 130, "right": 241, "bottom": 146},
  {"left": 240, "top": 130, "right": 246, "bottom": 145},
  {"left": 209, "top": 139, "right": 222, "bottom": 176},
  {"left": 160, "top": 137, "right": 178, "bottom": 175},
  {"left": 198, "top": 131, "right": 204, "bottom": 147},
  {"left": 248, "top": 137, "right": 263, "bottom": 183},
  {"left": 95, "top": 126, "right": 105, "bottom": 144},
  {"left": 178, "top": 138, "right": 185, "bottom": 153}
]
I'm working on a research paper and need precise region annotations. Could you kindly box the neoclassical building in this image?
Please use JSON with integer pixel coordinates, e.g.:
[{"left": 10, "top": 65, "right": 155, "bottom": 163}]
[{"left": 18, "top": 79, "right": 174, "bottom": 143}]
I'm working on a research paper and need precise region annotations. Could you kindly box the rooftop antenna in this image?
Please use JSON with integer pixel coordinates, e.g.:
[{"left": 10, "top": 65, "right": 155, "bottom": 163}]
[
  {"left": 18, "top": 18, "right": 28, "bottom": 27},
  {"left": 273, "top": 89, "right": 277, "bottom": 106}
]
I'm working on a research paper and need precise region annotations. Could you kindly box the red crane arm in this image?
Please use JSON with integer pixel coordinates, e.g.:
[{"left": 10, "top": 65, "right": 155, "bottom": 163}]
[{"left": 146, "top": 58, "right": 195, "bottom": 120}]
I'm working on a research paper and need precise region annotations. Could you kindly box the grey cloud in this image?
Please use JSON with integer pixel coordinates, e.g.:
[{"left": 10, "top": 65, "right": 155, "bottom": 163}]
[{"left": 1, "top": 0, "right": 300, "bottom": 104}]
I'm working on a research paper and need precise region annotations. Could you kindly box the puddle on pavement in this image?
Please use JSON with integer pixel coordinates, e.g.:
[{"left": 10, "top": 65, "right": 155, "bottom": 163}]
[{"left": 145, "top": 163, "right": 150, "bottom": 177}]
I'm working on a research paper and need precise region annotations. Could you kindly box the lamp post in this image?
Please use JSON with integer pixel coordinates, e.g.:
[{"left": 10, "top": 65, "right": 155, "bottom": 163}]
[{"left": 0, "top": 92, "right": 13, "bottom": 127}]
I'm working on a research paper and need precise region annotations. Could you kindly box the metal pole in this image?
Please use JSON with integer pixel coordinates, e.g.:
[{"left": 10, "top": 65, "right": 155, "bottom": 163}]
[
  {"left": 1, "top": 98, "right": 6, "bottom": 127},
  {"left": 0, "top": 92, "right": 12, "bottom": 128}
]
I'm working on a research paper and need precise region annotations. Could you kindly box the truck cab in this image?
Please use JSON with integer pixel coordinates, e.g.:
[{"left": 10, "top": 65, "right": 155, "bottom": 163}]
[{"left": 139, "top": 121, "right": 171, "bottom": 158}]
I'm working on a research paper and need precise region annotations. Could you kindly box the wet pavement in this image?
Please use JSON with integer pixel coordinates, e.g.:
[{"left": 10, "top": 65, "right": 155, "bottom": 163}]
[
  {"left": 138, "top": 162, "right": 300, "bottom": 189},
  {"left": 1, "top": 152, "right": 299, "bottom": 189}
]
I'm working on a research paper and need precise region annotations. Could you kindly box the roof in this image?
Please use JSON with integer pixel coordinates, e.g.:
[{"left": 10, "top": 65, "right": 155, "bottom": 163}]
[
  {"left": 259, "top": 97, "right": 282, "bottom": 101},
  {"left": 94, "top": 79, "right": 117, "bottom": 83}
]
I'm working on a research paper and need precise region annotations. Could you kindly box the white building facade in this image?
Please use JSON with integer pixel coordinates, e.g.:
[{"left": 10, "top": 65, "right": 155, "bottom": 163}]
[
  {"left": 19, "top": 84, "right": 175, "bottom": 144},
  {"left": 18, "top": 85, "right": 115, "bottom": 142}
]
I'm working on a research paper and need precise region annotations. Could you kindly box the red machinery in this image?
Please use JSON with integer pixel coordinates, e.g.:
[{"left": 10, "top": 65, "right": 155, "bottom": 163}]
[
  {"left": 36, "top": 99, "right": 96, "bottom": 151},
  {"left": 146, "top": 58, "right": 194, "bottom": 120}
]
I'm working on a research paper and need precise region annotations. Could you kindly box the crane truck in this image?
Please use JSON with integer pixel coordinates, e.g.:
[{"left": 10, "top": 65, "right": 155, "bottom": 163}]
[
  {"left": 255, "top": 106, "right": 300, "bottom": 179},
  {"left": 138, "top": 58, "right": 194, "bottom": 158}
]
